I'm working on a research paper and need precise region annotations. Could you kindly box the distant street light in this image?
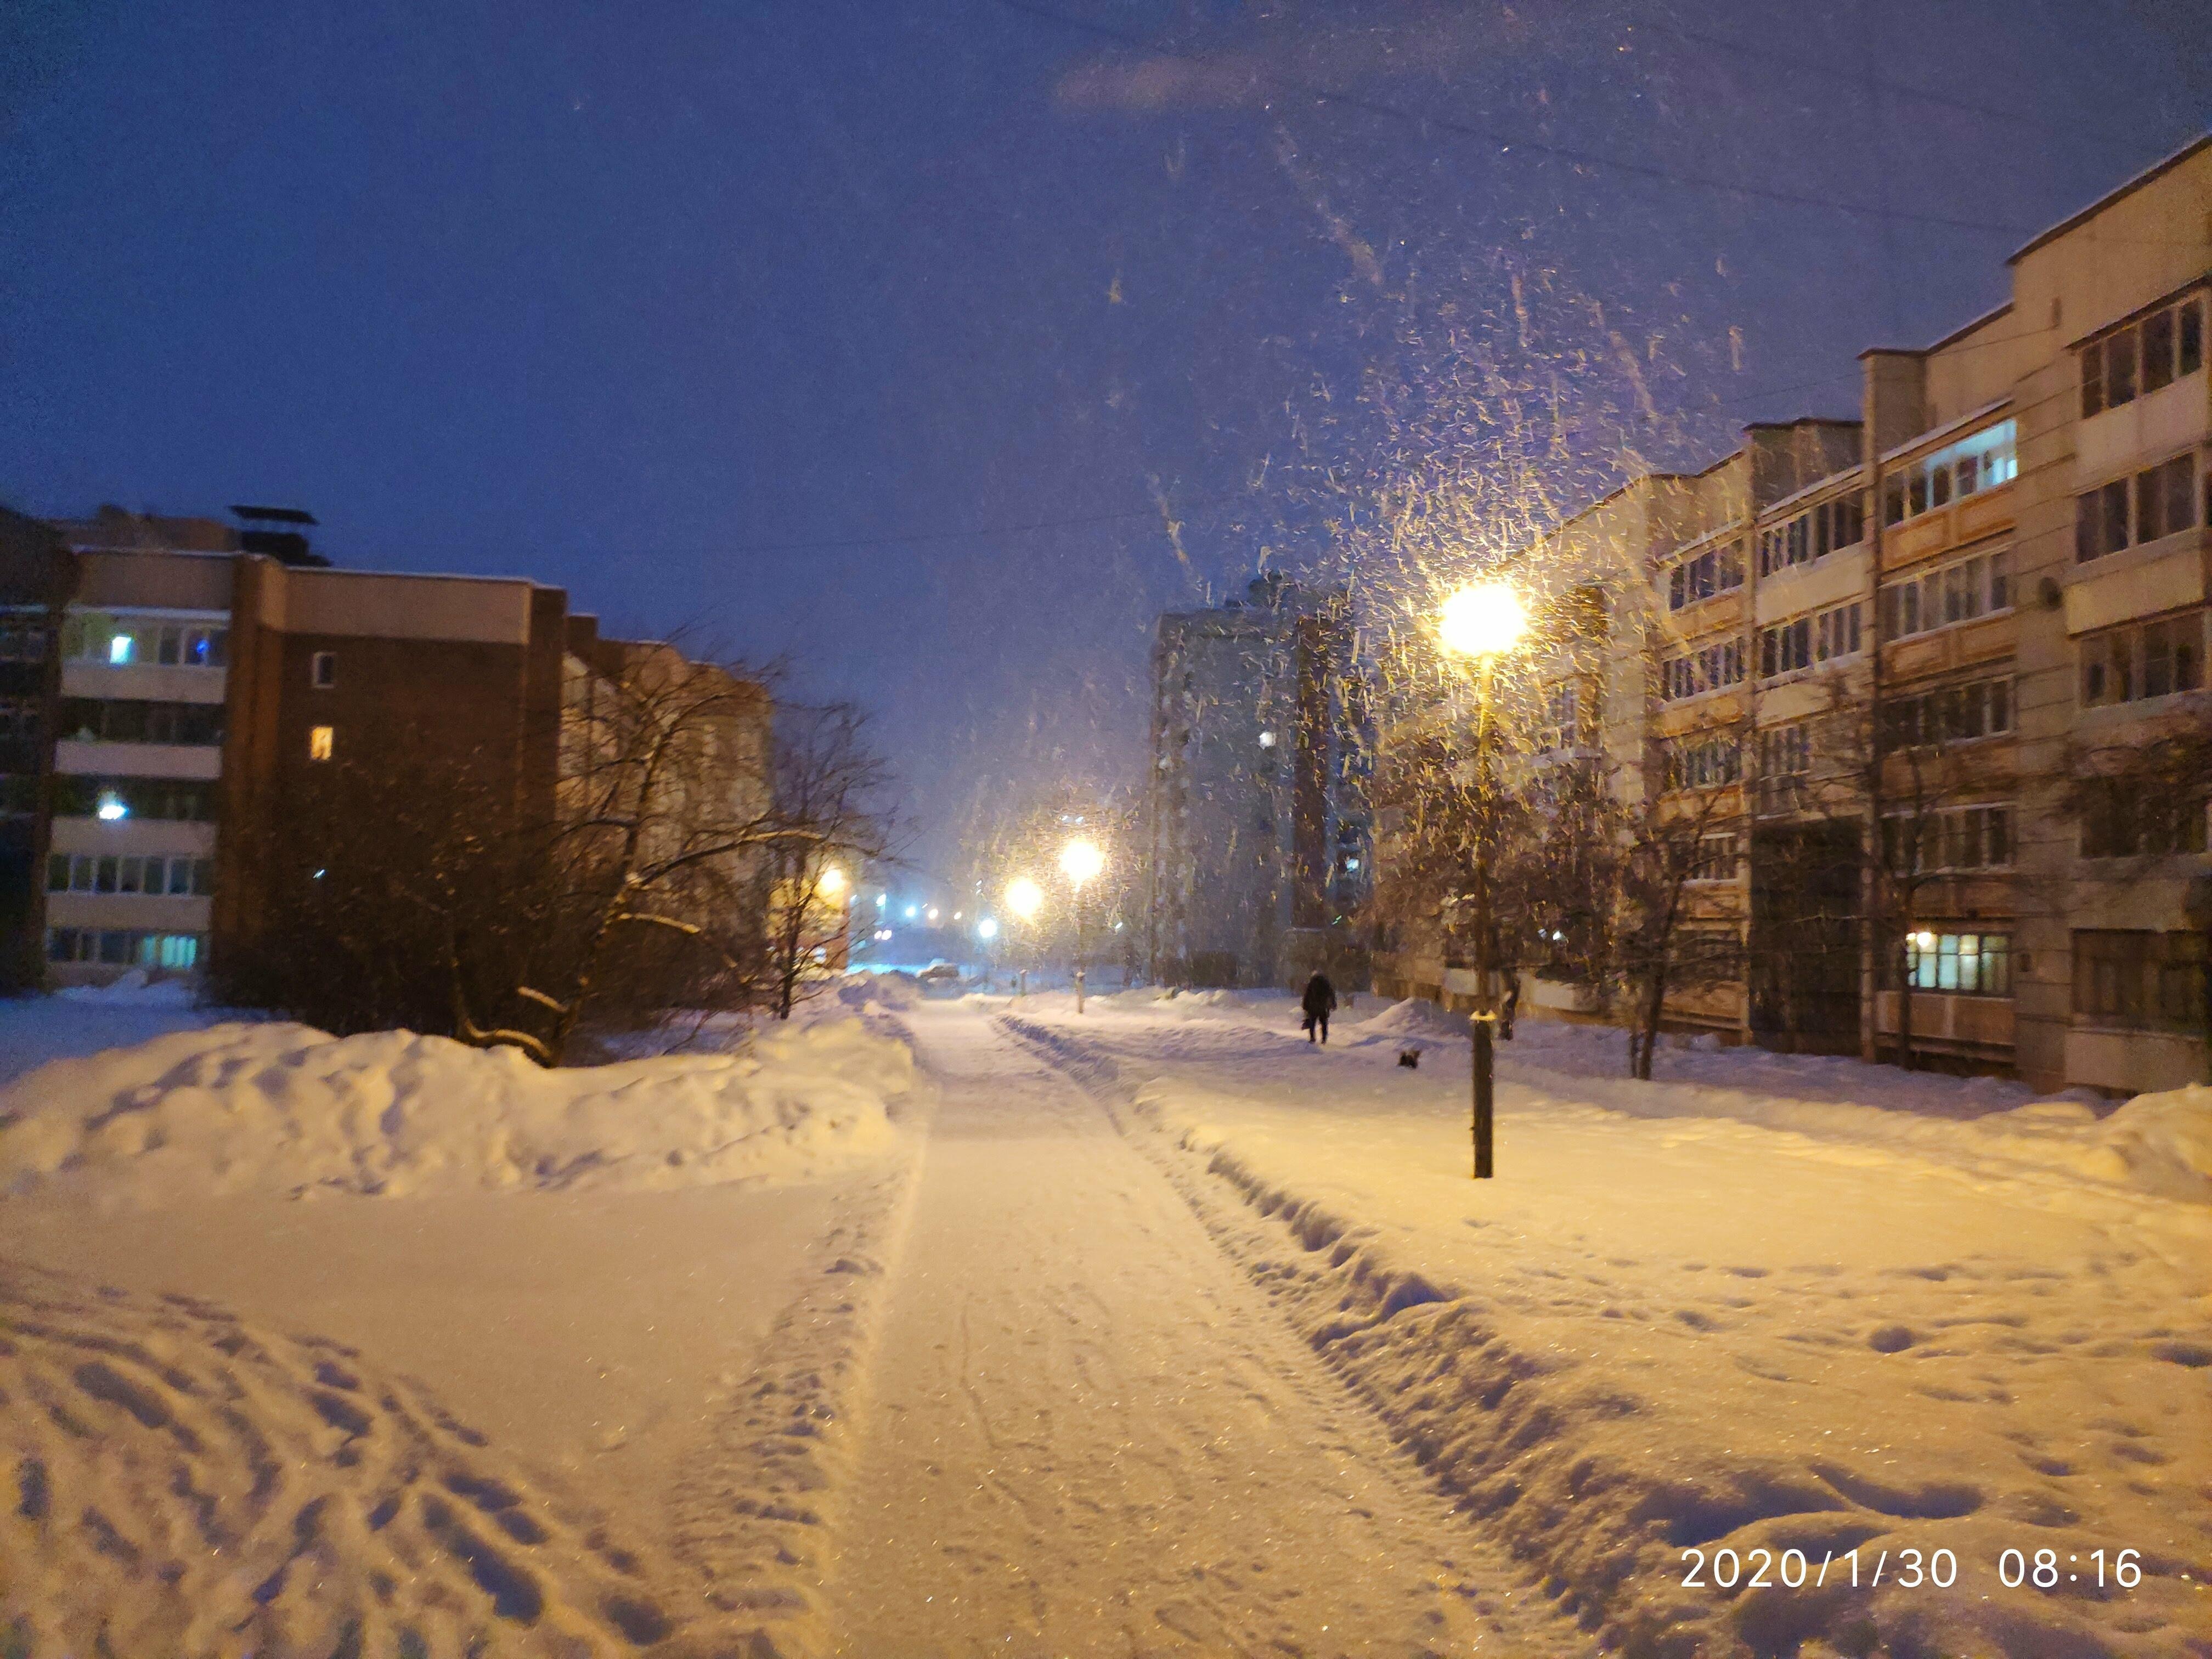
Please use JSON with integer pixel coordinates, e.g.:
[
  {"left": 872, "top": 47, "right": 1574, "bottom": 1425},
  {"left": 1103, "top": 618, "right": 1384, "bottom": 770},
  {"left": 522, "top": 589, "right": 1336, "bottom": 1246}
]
[
  {"left": 1059, "top": 838, "right": 1105, "bottom": 1013},
  {"left": 1437, "top": 579, "right": 1528, "bottom": 1180},
  {"left": 819, "top": 866, "right": 847, "bottom": 897},
  {"left": 976, "top": 917, "right": 999, "bottom": 940}
]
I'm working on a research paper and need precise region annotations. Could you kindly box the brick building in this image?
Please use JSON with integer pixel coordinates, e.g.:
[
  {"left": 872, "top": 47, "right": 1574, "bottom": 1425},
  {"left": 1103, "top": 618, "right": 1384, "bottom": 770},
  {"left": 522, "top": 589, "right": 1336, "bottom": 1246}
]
[{"left": 0, "top": 507, "right": 765, "bottom": 991}]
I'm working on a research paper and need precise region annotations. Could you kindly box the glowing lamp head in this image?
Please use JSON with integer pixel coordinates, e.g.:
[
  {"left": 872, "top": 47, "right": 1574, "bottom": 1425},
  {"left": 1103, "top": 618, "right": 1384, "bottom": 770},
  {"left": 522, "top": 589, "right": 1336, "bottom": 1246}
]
[
  {"left": 818, "top": 866, "right": 847, "bottom": 897},
  {"left": 976, "top": 917, "right": 999, "bottom": 940},
  {"left": 1005, "top": 876, "right": 1044, "bottom": 921},
  {"left": 1058, "top": 838, "right": 1105, "bottom": 888},
  {"left": 96, "top": 793, "right": 128, "bottom": 822},
  {"left": 926, "top": 906, "right": 940, "bottom": 923},
  {"left": 1437, "top": 582, "right": 1528, "bottom": 660}
]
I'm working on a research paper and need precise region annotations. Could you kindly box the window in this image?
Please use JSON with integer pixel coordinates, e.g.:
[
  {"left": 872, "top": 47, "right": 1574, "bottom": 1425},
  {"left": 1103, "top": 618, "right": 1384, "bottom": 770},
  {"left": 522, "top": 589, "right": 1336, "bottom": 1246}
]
[
  {"left": 1882, "top": 675, "right": 2013, "bottom": 748},
  {"left": 59, "top": 614, "right": 227, "bottom": 667},
  {"left": 1536, "top": 681, "right": 1579, "bottom": 753},
  {"left": 311, "top": 651, "right": 336, "bottom": 689},
  {"left": 2085, "top": 295, "right": 2205, "bottom": 417},
  {"left": 1882, "top": 804, "right": 2012, "bottom": 873},
  {"left": 2077, "top": 454, "right": 2199, "bottom": 561},
  {"left": 1904, "top": 930, "right": 2011, "bottom": 997},
  {"left": 1756, "top": 723, "right": 1812, "bottom": 810},
  {"left": 0, "top": 698, "right": 37, "bottom": 742},
  {"left": 1879, "top": 549, "right": 2012, "bottom": 639},
  {"left": 58, "top": 698, "right": 226, "bottom": 747},
  {"left": 1657, "top": 640, "right": 1745, "bottom": 702},
  {"left": 47, "top": 853, "right": 215, "bottom": 896},
  {"left": 2078, "top": 777, "right": 2208, "bottom": 858},
  {"left": 52, "top": 776, "right": 217, "bottom": 822},
  {"left": 2073, "top": 930, "right": 2207, "bottom": 1031},
  {"left": 1666, "top": 543, "right": 1745, "bottom": 611},
  {"left": 309, "top": 725, "right": 335, "bottom": 761},
  {"left": 1882, "top": 421, "right": 2017, "bottom": 527},
  {"left": 1687, "top": 833, "right": 1739, "bottom": 883},
  {"left": 1759, "top": 601, "right": 1858, "bottom": 679},
  {"left": 0, "top": 617, "right": 50, "bottom": 662},
  {"left": 2079, "top": 611, "right": 2205, "bottom": 708},
  {"left": 1661, "top": 733, "right": 1741, "bottom": 791},
  {"left": 1757, "top": 494, "right": 1864, "bottom": 578},
  {"left": 44, "top": 928, "right": 204, "bottom": 972}
]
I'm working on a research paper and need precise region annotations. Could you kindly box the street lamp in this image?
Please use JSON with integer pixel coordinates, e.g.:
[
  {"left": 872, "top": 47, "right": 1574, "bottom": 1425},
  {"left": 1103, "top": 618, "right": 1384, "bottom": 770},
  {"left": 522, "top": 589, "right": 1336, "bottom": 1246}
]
[
  {"left": 1437, "top": 580, "right": 1527, "bottom": 1179},
  {"left": 1005, "top": 875, "right": 1043, "bottom": 996},
  {"left": 1059, "top": 838, "right": 1105, "bottom": 1013}
]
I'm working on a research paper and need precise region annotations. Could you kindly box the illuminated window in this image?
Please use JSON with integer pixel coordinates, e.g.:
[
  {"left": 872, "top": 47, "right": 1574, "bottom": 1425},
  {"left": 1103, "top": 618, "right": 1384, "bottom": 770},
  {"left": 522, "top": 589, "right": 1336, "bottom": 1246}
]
[
  {"left": 108, "top": 631, "right": 134, "bottom": 664},
  {"left": 309, "top": 725, "right": 334, "bottom": 761}
]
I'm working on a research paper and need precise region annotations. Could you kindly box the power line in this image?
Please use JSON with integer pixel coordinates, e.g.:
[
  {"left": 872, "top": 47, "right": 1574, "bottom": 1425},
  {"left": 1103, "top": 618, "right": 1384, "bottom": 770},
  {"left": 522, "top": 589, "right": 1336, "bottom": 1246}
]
[{"left": 992, "top": 0, "right": 2035, "bottom": 236}]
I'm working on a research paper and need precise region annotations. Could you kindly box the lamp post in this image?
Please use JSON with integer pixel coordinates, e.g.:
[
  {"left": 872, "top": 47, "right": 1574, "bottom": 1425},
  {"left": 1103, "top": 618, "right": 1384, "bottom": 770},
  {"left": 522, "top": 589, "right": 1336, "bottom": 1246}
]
[
  {"left": 1059, "top": 838, "right": 1105, "bottom": 1012},
  {"left": 1437, "top": 580, "right": 1528, "bottom": 1180},
  {"left": 1005, "top": 876, "right": 1043, "bottom": 997}
]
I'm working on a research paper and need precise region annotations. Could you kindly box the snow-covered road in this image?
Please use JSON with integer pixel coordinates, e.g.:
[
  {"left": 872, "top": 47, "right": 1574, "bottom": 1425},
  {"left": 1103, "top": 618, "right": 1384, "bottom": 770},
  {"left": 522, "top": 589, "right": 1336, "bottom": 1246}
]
[{"left": 827, "top": 1002, "right": 1579, "bottom": 1657}]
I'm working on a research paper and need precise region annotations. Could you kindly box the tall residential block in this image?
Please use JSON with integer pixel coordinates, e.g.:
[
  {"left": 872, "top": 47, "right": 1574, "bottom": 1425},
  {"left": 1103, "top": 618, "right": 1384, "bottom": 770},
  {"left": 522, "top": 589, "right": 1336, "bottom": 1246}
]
[{"left": 1146, "top": 574, "right": 1372, "bottom": 986}]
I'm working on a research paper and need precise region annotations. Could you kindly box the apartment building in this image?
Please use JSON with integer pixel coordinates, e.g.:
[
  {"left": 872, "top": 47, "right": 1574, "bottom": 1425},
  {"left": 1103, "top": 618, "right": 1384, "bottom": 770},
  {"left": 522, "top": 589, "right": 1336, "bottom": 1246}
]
[
  {"left": 1, "top": 506, "right": 764, "bottom": 992},
  {"left": 1146, "top": 574, "right": 1372, "bottom": 987},
  {"left": 1372, "top": 136, "right": 2210, "bottom": 1093}
]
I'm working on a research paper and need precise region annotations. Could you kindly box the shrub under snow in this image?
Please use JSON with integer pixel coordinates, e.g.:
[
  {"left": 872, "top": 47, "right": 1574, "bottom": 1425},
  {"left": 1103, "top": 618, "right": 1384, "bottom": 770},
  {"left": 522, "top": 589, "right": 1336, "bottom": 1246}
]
[{"left": 0, "top": 1017, "right": 911, "bottom": 1202}]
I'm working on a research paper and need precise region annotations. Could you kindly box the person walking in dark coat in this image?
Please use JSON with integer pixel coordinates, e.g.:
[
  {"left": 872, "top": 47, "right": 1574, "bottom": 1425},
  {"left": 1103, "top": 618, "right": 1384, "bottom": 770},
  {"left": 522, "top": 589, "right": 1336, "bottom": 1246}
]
[{"left": 1300, "top": 970, "right": 1338, "bottom": 1044}]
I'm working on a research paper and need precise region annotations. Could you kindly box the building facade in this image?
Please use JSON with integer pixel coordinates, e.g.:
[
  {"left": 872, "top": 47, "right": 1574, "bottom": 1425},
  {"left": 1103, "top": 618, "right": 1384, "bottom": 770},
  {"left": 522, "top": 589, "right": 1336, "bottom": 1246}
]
[
  {"left": 1146, "top": 574, "right": 1372, "bottom": 986},
  {"left": 1374, "top": 137, "right": 2211, "bottom": 1094},
  {"left": 2, "top": 506, "right": 765, "bottom": 992}
]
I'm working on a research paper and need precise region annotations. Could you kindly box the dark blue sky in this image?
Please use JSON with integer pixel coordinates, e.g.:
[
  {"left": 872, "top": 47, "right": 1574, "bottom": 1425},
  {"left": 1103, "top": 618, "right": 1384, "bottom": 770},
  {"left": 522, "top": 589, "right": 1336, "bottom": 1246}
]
[{"left": 4, "top": 2, "right": 2207, "bottom": 881}]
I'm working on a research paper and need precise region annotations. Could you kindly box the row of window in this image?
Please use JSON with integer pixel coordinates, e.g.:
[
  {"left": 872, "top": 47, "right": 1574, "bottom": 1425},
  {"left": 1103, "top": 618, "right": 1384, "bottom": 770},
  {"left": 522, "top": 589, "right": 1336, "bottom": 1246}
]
[
  {"left": 1534, "top": 682, "right": 1581, "bottom": 754},
  {"left": 2080, "top": 611, "right": 2204, "bottom": 707},
  {"left": 1881, "top": 420, "right": 2017, "bottom": 528},
  {"left": 1661, "top": 733, "right": 1741, "bottom": 791},
  {"left": 1685, "top": 832, "right": 1740, "bottom": 883},
  {"left": 53, "top": 777, "right": 218, "bottom": 822},
  {"left": 2077, "top": 780, "right": 2209, "bottom": 859},
  {"left": 1882, "top": 804, "right": 2012, "bottom": 874},
  {"left": 47, "top": 853, "right": 216, "bottom": 897},
  {"left": 59, "top": 698, "right": 225, "bottom": 747},
  {"left": 1757, "top": 495, "right": 1865, "bottom": 578},
  {"left": 1667, "top": 544, "right": 1745, "bottom": 611},
  {"left": 1658, "top": 640, "right": 1746, "bottom": 702},
  {"left": 1880, "top": 549, "right": 2010, "bottom": 641},
  {"left": 60, "top": 616, "right": 229, "bottom": 669},
  {"left": 1759, "top": 600, "right": 1861, "bottom": 679},
  {"left": 46, "top": 928, "right": 204, "bottom": 970},
  {"left": 2073, "top": 929, "right": 2204, "bottom": 1032},
  {"left": 0, "top": 622, "right": 50, "bottom": 663},
  {"left": 1903, "top": 930, "right": 2011, "bottom": 997},
  {"left": 1881, "top": 674, "right": 2013, "bottom": 748},
  {"left": 2074, "top": 453, "right": 2200, "bottom": 563},
  {"left": 2080, "top": 295, "right": 2204, "bottom": 419}
]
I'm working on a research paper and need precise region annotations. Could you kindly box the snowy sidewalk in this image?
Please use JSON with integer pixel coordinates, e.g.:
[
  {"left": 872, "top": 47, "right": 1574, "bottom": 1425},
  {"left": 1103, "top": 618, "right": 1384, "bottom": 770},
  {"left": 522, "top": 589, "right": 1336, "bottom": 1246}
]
[
  {"left": 1005, "top": 993, "right": 2212, "bottom": 1659},
  {"left": 825, "top": 1001, "right": 1582, "bottom": 1657}
]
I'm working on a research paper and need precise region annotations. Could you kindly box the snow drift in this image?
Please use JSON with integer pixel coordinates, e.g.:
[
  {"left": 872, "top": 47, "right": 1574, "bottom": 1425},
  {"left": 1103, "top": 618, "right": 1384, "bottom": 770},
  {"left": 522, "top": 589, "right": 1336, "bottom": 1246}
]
[{"left": 0, "top": 1017, "right": 911, "bottom": 1202}]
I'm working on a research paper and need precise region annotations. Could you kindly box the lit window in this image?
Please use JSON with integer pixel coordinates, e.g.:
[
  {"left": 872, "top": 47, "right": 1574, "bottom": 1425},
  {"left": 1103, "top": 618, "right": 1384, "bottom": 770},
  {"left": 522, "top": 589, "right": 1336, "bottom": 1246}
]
[
  {"left": 108, "top": 632, "right": 134, "bottom": 665},
  {"left": 309, "top": 725, "right": 334, "bottom": 761},
  {"left": 95, "top": 792, "right": 128, "bottom": 821}
]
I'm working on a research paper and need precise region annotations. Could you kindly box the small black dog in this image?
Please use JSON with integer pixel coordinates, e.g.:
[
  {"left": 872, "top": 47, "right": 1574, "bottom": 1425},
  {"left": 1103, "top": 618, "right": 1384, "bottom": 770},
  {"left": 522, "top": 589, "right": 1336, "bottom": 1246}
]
[{"left": 1397, "top": 1048, "right": 1421, "bottom": 1069}]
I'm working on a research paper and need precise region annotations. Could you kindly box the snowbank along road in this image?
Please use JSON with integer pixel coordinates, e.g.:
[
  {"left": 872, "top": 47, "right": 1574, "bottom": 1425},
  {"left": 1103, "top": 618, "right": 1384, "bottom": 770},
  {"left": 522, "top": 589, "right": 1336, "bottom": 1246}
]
[{"left": 826, "top": 1001, "right": 1582, "bottom": 1657}]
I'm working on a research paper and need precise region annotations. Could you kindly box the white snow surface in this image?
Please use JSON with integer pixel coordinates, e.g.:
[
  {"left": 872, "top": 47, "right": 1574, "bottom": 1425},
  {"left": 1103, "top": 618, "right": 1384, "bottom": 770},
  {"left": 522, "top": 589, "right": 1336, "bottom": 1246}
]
[
  {"left": 1007, "top": 993, "right": 2212, "bottom": 1659},
  {"left": 0, "top": 1016, "right": 910, "bottom": 1201}
]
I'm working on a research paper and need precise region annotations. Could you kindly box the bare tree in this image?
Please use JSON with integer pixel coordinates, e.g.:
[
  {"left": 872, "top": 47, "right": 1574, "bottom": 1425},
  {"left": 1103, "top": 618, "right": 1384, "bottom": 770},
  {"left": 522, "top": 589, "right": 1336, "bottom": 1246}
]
[
  {"left": 1613, "top": 756, "right": 1747, "bottom": 1080},
  {"left": 761, "top": 701, "right": 898, "bottom": 1019}
]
